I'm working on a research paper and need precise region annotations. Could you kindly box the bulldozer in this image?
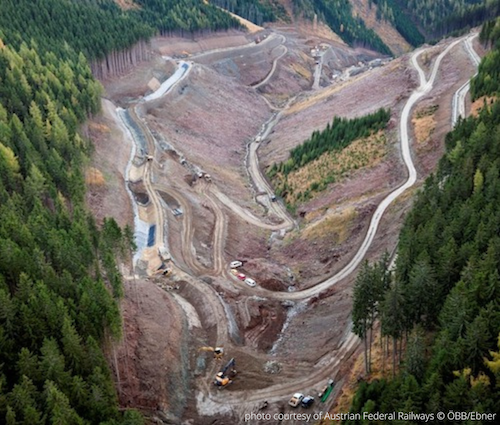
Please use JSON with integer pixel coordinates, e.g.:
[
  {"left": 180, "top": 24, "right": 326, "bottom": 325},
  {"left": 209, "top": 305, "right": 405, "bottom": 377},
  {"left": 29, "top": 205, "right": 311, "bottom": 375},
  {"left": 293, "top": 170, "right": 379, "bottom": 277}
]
[
  {"left": 214, "top": 358, "right": 236, "bottom": 388},
  {"left": 198, "top": 346, "right": 224, "bottom": 360}
]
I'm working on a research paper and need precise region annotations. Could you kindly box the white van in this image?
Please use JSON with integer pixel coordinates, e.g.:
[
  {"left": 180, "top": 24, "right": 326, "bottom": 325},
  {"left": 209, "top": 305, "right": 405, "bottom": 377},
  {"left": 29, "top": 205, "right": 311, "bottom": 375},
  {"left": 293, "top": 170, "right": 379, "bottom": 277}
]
[{"left": 244, "top": 278, "right": 256, "bottom": 287}]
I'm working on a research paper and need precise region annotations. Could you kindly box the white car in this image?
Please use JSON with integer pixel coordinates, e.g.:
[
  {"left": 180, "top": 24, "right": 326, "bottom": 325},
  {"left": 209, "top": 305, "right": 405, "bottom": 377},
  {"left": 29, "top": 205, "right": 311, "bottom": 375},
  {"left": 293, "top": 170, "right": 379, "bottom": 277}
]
[
  {"left": 244, "top": 278, "right": 256, "bottom": 287},
  {"left": 288, "top": 393, "right": 304, "bottom": 408},
  {"left": 229, "top": 261, "right": 243, "bottom": 268}
]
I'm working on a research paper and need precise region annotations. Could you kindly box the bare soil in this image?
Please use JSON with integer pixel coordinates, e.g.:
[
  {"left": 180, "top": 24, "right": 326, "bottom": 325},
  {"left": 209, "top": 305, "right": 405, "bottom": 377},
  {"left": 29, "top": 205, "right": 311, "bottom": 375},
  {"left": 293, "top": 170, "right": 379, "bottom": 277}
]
[
  {"left": 109, "top": 276, "right": 188, "bottom": 423},
  {"left": 113, "top": 0, "right": 138, "bottom": 10},
  {"left": 224, "top": 209, "right": 270, "bottom": 261},
  {"left": 152, "top": 32, "right": 252, "bottom": 57},
  {"left": 141, "top": 64, "right": 270, "bottom": 205},
  {"left": 104, "top": 56, "right": 177, "bottom": 106},
  {"left": 411, "top": 40, "right": 477, "bottom": 176},
  {"left": 260, "top": 56, "right": 416, "bottom": 167},
  {"left": 91, "top": 24, "right": 479, "bottom": 424},
  {"left": 85, "top": 99, "right": 134, "bottom": 228}
]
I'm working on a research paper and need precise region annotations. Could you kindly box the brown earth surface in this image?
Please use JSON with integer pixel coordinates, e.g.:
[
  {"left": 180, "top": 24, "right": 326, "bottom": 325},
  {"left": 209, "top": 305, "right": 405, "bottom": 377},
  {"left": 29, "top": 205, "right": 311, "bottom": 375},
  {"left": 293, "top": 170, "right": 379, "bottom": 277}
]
[
  {"left": 89, "top": 23, "right": 481, "bottom": 424},
  {"left": 113, "top": 0, "right": 138, "bottom": 10},
  {"left": 109, "top": 275, "right": 188, "bottom": 423},
  {"left": 104, "top": 56, "right": 177, "bottom": 106},
  {"left": 85, "top": 99, "right": 134, "bottom": 228},
  {"left": 152, "top": 32, "right": 252, "bottom": 58},
  {"left": 411, "top": 39, "right": 477, "bottom": 176},
  {"left": 141, "top": 64, "right": 271, "bottom": 205},
  {"left": 260, "top": 57, "right": 416, "bottom": 167}
]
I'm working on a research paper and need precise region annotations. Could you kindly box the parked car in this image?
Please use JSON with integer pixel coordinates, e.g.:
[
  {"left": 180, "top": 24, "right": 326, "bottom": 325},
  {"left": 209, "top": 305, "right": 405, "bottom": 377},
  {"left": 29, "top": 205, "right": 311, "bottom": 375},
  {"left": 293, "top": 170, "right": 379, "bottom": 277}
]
[
  {"left": 230, "top": 269, "right": 239, "bottom": 276},
  {"left": 244, "top": 278, "right": 256, "bottom": 287},
  {"left": 288, "top": 393, "right": 304, "bottom": 408},
  {"left": 237, "top": 273, "right": 246, "bottom": 281},
  {"left": 230, "top": 261, "right": 243, "bottom": 268},
  {"left": 301, "top": 396, "right": 314, "bottom": 408}
]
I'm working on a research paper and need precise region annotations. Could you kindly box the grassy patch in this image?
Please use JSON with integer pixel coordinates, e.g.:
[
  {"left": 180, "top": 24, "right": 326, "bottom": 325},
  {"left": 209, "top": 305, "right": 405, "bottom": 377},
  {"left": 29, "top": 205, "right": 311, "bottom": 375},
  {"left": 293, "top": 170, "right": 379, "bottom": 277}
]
[
  {"left": 271, "top": 132, "right": 387, "bottom": 207},
  {"left": 85, "top": 167, "right": 106, "bottom": 186},
  {"left": 471, "top": 95, "right": 497, "bottom": 117},
  {"left": 303, "top": 206, "right": 357, "bottom": 245},
  {"left": 290, "top": 62, "right": 312, "bottom": 80},
  {"left": 412, "top": 104, "right": 438, "bottom": 145}
]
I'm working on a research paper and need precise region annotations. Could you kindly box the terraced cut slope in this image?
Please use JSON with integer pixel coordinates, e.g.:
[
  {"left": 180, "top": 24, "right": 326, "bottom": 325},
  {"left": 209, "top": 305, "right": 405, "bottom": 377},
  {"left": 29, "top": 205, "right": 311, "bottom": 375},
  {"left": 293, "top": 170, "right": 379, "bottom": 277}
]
[{"left": 88, "top": 16, "right": 481, "bottom": 424}]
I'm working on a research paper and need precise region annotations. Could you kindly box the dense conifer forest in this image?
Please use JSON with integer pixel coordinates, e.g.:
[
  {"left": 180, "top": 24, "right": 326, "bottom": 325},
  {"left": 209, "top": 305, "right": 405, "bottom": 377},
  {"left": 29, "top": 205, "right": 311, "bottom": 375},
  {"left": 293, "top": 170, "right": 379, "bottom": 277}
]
[
  {"left": 292, "top": 0, "right": 499, "bottom": 52},
  {"left": 292, "top": 0, "right": 392, "bottom": 54},
  {"left": 0, "top": 0, "right": 151, "bottom": 61},
  {"left": 268, "top": 109, "right": 390, "bottom": 208},
  {"left": 404, "top": 0, "right": 500, "bottom": 39},
  {"left": 0, "top": 0, "right": 241, "bottom": 62},
  {"left": 374, "top": 0, "right": 500, "bottom": 43},
  {"left": 210, "top": 0, "right": 290, "bottom": 25},
  {"left": 370, "top": 0, "right": 425, "bottom": 46},
  {"left": 346, "top": 18, "right": 500, "bottom": 421},
  {"left": 0, "top": 1, "right": 152, "bottom": 423},
  {"left": 0, "top": 40, "right": 142, "bottom": 424},
  {"left": 133, "top": 0, "right": 241, "bottom": 34}
]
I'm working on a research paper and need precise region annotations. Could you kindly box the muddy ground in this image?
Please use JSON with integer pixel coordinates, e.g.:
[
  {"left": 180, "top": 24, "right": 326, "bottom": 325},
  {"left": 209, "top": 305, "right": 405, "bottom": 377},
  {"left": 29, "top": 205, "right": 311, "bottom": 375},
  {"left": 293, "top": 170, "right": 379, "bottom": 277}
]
[{"left": 86, "top": 19, "right": 480, "bottom": 424}]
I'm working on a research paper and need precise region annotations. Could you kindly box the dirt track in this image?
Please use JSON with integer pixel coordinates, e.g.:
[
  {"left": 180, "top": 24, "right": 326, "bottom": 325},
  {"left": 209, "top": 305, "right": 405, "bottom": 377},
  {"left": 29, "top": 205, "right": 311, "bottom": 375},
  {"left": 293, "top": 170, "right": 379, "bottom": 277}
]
[{"left": 97, "top": 24, "right": 481, "bottom": 424}]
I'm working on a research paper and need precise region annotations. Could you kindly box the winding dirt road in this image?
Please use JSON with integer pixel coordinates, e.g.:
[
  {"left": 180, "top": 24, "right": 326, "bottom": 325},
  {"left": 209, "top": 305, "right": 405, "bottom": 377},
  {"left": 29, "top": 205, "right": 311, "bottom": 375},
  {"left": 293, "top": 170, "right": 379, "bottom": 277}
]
[
  {"left": 452, "top": 33, "right": 480, "bottom": 127},
  {"left": 191, "top": 36, "right": 480, "bottom": 417},
  {"left": 114, "top": 31, "right": 481, "bottom": 421},
  {"left": 252, "top": 36, "right": 287, "bottom": 89}
]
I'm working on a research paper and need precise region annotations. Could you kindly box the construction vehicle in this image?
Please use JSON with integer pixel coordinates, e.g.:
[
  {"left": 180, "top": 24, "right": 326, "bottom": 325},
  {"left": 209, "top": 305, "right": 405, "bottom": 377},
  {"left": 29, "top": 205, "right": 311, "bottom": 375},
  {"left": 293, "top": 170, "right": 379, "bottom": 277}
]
[
  {"left": 214, "top": 358, "right": 236, "bottom": 388},
  {"left": 318, "top": 379, "right": 335, "bottom": 402},
  {"left": 154, "top": 262, "right": 172, "bottom": 277},
  {"left": 199, "top": 346, "right": 224, "bottom": 360}
]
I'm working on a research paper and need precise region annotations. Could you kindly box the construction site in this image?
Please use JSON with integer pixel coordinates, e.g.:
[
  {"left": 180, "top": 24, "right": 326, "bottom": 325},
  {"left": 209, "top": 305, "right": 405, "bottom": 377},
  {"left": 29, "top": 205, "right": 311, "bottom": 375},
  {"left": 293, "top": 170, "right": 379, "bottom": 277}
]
[{"left": 85, "top": 9, "right": 483, "bottom": 424}]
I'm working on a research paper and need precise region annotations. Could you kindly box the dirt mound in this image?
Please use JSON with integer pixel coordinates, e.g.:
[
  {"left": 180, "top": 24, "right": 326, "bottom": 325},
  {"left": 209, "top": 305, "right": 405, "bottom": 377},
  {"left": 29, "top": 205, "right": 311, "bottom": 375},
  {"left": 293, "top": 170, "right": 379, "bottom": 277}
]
[{"left": 104, "top": 56, "right": 177, "bottom": 106}]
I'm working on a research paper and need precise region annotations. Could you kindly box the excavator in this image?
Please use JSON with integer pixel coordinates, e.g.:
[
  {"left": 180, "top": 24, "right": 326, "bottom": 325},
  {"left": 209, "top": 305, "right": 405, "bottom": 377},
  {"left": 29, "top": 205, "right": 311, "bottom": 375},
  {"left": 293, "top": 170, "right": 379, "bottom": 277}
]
[
  {"left": 154, "top": 262, "right": 172, "bottom": 277},
  {"left": 214, "top": 358, "right": 236, "bottom": 388},
  {"left": 198, "top": 346, "right": 224, "bottom": 360}
]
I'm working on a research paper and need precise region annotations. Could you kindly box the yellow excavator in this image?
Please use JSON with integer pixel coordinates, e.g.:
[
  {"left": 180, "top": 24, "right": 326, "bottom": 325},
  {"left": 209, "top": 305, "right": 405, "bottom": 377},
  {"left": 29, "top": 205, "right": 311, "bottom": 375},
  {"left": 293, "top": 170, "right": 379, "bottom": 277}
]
[
  {"left": 198, "top": 346, "right": 224, "bottom": 360},
  {"left": 214, "top": 358, "right": 236, "bottom": 388},
  {"left": 154, "top": 262, "right": 172, "bottom": 277}
]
